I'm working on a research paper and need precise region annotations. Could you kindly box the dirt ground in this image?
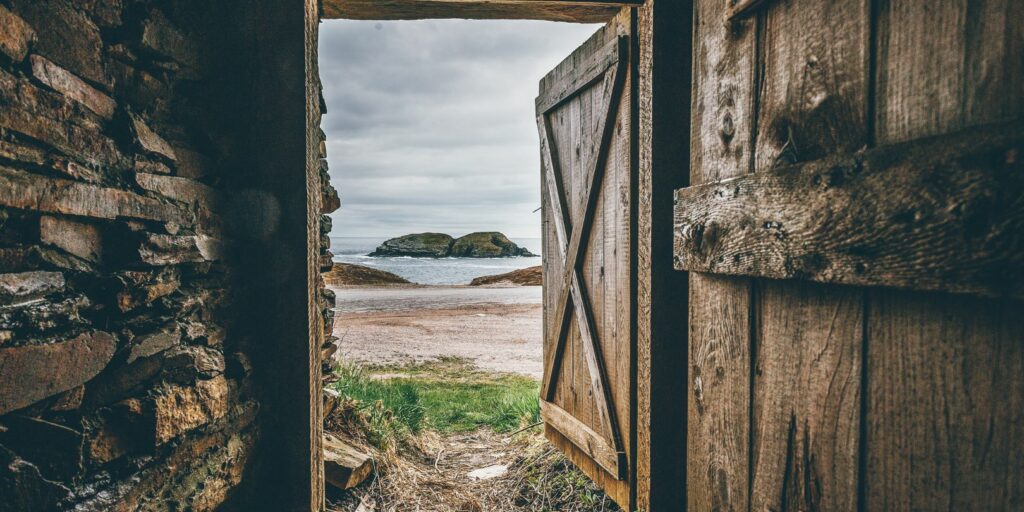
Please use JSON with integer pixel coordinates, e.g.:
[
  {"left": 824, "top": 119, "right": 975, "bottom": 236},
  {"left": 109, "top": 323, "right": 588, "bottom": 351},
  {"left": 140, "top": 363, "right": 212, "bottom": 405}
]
[{"left": 330, "top": 285, "right": 543, "bottom": 378}]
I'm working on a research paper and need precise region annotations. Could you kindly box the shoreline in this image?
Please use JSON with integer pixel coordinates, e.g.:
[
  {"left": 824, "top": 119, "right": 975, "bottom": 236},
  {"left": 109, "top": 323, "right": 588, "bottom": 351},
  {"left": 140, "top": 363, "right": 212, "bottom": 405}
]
[{"left": 329, "top": 282, "right": 543, "bottom": 378}]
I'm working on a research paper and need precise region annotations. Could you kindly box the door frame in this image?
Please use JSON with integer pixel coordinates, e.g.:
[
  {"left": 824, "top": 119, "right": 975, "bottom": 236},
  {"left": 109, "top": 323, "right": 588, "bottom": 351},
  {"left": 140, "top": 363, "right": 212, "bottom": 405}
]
[{"left": 302, "top": 2, "right": 691, "bottom": 510}]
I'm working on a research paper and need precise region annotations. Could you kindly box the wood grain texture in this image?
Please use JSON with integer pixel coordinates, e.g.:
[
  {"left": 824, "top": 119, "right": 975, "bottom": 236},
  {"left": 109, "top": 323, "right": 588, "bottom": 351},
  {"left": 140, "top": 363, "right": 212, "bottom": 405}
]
[
  {"left": 674, "top": 123, "right": 1024, "bottom": 299},
  {"left": 635, "top": 2, "right": 691, "bottom": 509},
  {"left": 687, "top": 0, "right": 756, "bottom": 509},
  {"left": 541, "top": 401, "right": 624, "bottom": 477},
  {"left": 322, "top": 0, "right": 640, "bottom": 22},
  {"left": 537, "top": 13, "right": 633, "bottom": 505},
  {"left": 866, "top": 1, "right": 1024, "bottom": 509},
  {"left": 751, "top": 281, "right": 863, "bottom": 511},
  {"left": 746, "top": 1, "right": 869, "bottom": 511},
  {"left": 865, "top": 291, "right": 1024, "bottom": 510}
]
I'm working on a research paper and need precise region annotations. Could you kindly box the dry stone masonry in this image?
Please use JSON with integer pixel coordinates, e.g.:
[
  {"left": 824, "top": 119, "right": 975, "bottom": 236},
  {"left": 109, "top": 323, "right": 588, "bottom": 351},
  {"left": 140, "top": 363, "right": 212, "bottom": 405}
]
[{"left": 0, "top": 0, "right": 339, "bottom": 510}]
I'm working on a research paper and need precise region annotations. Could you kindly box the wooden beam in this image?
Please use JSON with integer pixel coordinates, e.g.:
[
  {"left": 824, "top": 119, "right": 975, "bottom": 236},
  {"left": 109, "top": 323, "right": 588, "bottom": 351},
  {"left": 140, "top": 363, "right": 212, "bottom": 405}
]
[
  {"left": 673, "top": 122, "right": 1024, "bottom": 299},
  {"left": 322, "top": 0, "right": 642, "bottom": 23},
  {"left": 541, "top": 400, "right": 625, "bottom": 479}
]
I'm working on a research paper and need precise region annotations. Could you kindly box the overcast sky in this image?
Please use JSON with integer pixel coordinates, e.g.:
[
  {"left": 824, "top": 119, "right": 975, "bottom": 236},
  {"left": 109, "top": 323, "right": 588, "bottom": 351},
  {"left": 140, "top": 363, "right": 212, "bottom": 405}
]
[{"left": 319, "top": 19, "right": 600, "bottom": 239}]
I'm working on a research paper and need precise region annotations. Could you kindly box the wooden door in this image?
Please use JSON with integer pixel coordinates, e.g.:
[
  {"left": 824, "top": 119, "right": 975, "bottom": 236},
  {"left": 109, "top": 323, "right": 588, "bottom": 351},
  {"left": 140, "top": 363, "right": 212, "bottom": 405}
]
[
  {"left": 537, "top": 12, "right": 634, "bottom": 508},
  {"left": 676, "top": 0, "right": 1024, "bottom": 510}
]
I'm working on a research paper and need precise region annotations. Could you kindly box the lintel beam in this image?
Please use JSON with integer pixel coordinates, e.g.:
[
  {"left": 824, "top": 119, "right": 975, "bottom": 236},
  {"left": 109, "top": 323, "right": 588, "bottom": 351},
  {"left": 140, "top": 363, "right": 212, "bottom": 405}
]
[{"left": 322, "top": 0, "right": 643, "bottom": 23}]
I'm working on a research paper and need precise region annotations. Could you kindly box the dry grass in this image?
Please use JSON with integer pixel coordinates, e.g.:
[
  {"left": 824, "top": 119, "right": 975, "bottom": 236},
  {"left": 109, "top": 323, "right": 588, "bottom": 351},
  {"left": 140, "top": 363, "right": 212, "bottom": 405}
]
[{"left": 325, "top": 361, "right": 620, "bottom": 512}]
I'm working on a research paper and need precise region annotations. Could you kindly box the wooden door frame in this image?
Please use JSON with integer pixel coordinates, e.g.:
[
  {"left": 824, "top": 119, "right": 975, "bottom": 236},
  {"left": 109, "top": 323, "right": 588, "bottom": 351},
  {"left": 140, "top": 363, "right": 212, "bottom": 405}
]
[{"left": 307, "top": 2, "right": 691, "bottom": 511}]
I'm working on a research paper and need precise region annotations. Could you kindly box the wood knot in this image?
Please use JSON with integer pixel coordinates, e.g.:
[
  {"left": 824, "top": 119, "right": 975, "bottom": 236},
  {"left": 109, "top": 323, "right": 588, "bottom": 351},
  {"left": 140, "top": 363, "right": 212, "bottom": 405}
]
[{"left": 719, "top": 112, "right": 735, "bottom": 144}]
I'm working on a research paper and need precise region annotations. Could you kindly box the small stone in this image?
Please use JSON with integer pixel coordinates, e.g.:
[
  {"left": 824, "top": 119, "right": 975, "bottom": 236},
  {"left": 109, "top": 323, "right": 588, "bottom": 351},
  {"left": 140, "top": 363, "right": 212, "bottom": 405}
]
[
  {"left": 152, "top": 376, "right": 228, "bottom": 444},
  {"left": 30, "top": 55, "right": 116, "bottom": 119},
  {"left": 129, "top": 113, "right": 176, "bottom": 161},
  {"left": 135, "top": 172, "right": 218, "bottom": 208},
  {"left": 141, "top": 10, "right": 198, "bottom": 68},
  {"left": 323, "top": 433, "right": 373, "bottom": 490},
  {"left": 161, "top": 345, "right": 225, "bottom": 382},
  {"left": 0, "top": 5, "right": 35, "bottom": 63},
  {"left": 40, "top": 216, "right": 103, "bottom": 263},
  {"left": 0, "top": 271, "right": 64, "bottom": 306},
  {"left": 125, "top": 329, "right": 179, "bottom": 364},
  {"left": 0, "top": 331, "right": 116, "bottom": 415},
  {"left": 0, "top": 139, "right": 46, "bottom": 166},
  {"left": 467, "top": 464, "right": 508, "bottom": 481},
  {"left": 10, "top": 0, "right": 110, "bottom": 88},
  {"left": 50, "top": 385, "right": 85, "bottom": 412},
  {"left": 137, "top": 233, "right": 224, "bottom": 266},
  {"left": 51, "top": 158, "right": 105, "bottom": 184}
]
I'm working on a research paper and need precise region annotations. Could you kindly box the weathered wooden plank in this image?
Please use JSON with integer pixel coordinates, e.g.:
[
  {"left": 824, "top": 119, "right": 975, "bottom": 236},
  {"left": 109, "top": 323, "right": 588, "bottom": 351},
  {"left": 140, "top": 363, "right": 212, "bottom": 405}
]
[
  {"left": 536, "top": 36, "right": 623, "bottom": 114},
  {"left": 747, "top": 1, "right": 869, "bottom": 511},
  {"left": 635, "top": 1, "right": 691, "bottom": 509},
  {"left": 322, "top": 0, "right": 640, "bottom": 23},
  {"left": 752, "top": 281, "right": 863, "bottom": 511},
  {"left": 687, "top": 0, "right": 756, "bottom": 508},
  {"left": 875, "top": 0, "right": 967, "bottom": 144},
  {"left": 674, "top": 123, "right": 1024, "bottom": 299},
  {"left": 727, "top": 0, "right": 772, "bottom": 20},
  {"left": 866, "top": 291, "right": 1024, "bottom": 510},
  {"left": 323, "top": 434, "right": 374, "bottom": 491},
  {"left": 866, "top": 2, "right": 1024, "bottom": 509},
  {"left": 541, "top": 400, "right": 624, "bottom": 479}
]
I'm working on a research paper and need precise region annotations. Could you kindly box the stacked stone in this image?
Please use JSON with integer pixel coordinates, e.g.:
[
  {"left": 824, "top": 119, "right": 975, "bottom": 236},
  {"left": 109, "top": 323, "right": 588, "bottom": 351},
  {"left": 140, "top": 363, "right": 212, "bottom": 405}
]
[
  {"left": 0, "top": 1, "right": 256, "bottom": 510},
  {"left": 318, "top": 120, "right": 341, "bottom": 386}
]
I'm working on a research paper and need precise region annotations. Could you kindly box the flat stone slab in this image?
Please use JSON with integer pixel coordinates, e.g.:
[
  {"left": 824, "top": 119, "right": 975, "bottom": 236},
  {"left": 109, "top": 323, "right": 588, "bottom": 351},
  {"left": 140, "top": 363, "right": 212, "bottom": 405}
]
[{"left": 0, "top": 330, "right": 116, "bottom": 414}]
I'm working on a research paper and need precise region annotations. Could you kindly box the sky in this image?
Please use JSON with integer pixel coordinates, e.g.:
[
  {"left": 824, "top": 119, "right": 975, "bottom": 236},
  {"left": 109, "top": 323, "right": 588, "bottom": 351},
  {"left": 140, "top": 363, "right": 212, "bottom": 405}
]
[{"left": 318, "top": 19, "right": 600, "bottom": 239}]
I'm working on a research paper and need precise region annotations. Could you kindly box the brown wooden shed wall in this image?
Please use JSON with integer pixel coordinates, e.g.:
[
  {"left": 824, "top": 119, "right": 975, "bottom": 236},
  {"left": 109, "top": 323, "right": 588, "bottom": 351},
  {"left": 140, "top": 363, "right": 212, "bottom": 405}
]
[{"left": 683, "top": 0, "right": 1024, "bottom": 510}]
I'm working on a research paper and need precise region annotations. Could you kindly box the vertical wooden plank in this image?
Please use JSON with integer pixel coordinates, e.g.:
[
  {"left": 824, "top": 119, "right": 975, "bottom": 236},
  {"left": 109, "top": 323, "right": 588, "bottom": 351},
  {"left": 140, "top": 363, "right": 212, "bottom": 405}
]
[
  {"left": 866, "top": 292, "right": 1024, "bottom": 510},
  {"left": 875, "top": 0, "right": 967, "bottom": 143},
  {"left": 635, "top": 1, "right": 691, "bottom": 508},
  {"left": 752, "top": 282, "right": 864, "bottom": 511},
  {"left": 868, "top": 1, "right": 1024, "bottom": 509},
  {"left": 749, "top": 0, "right": 869, "bottom": 510},
  {"left": 687, "top": 0, "right": 756, "bottom": 509}
]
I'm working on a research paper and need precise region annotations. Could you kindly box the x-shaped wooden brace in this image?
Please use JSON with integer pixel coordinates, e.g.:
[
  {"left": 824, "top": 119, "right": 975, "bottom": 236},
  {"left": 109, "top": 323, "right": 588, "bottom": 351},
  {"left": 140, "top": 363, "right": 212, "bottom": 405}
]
[{"left": 536, "top": 36, "right": 627, "bottom": 471}]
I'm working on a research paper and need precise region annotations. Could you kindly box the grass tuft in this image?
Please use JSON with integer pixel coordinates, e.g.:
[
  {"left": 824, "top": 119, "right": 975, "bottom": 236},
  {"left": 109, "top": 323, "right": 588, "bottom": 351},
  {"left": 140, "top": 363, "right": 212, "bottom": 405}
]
[{"left": 330, "top": 358, "right": 540, "bottom": 450}]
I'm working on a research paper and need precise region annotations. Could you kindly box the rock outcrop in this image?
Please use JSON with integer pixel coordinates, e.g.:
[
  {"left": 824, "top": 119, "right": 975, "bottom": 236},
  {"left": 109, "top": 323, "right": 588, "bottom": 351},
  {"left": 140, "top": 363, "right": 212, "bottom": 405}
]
[
  {"left": 323, "top": 263, "right": 411, "bottom": 286},
  {"left": 370, "top": 232, "right": 536, "bottom": 258},
  {"left": 470, "top": 265, "right": 542, "bottom": 286},
  {"left": 370, "top": 233, "right": 454, "bottom": 257},
  {"left": 450, "top": 232, "right": 536, "bottom": 258}
]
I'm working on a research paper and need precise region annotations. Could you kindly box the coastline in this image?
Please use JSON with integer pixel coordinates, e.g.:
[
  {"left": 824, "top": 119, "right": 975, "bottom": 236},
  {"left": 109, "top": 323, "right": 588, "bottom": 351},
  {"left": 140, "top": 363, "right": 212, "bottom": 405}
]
[{"left": 328, "top": 263, "right": 543, "bottom": 378}]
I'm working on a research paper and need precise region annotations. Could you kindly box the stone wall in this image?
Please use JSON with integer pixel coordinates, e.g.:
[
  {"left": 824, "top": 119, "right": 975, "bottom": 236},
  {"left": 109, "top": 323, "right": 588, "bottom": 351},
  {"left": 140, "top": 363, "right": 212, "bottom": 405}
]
[{"left": 0, "top": 0, "right": 337, "bottom": 509}]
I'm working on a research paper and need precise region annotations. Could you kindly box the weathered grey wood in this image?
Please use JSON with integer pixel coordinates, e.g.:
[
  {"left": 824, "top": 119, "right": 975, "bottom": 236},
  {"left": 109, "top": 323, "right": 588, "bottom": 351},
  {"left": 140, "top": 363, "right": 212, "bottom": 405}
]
[
  {"left": 322, "top": 0, "right": 641, "bottom": 23},
  {"left": 537, "top": 14, "right": 633, "bottom": 505},
  {"left": 634, "top": 1, "right": 692, "bottom": 509},
  {"left": 536, "top": 37, "right": 622, "bottom": 114},
  {"left": 538, "top": 51, "right": 625, "bottom": 465},
  {"left": 323, "top": 434, "right": 373, "bottom": 491},
  {"left": 674, "top": 122, "right": 1024, "bottom": 299},
  {"left": 727, "top": 0, "right": 772, "bottom": 20},
  {"left": 687, "top": 0, "right": 755, "bottom": 509},
  {"left": 541, "top": 401, "right": 623, "bottom": 478}
]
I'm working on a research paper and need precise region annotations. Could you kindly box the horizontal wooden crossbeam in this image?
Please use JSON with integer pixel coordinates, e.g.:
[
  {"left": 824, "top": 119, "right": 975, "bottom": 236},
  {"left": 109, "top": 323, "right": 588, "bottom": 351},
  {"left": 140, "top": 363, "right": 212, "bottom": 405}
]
[
  {"left": 673, "top": 121, "right": 1024, "bottom": 299},
  {"left": 322, "top": 0, "right": 642, "bottom": 23}
]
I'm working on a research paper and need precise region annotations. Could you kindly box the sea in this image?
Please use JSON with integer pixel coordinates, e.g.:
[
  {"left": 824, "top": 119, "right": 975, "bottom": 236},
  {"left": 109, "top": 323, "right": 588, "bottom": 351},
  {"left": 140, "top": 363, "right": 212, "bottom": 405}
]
[{"left": 330, "top": 236, "right": 543, "bottom": 286}]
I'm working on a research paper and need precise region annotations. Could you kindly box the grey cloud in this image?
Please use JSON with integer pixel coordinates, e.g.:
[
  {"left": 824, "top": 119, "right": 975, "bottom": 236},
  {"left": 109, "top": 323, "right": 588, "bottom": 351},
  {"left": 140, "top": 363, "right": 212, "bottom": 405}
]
[{"left": 319, "top": 19, "right": 598, "bottom": 238}]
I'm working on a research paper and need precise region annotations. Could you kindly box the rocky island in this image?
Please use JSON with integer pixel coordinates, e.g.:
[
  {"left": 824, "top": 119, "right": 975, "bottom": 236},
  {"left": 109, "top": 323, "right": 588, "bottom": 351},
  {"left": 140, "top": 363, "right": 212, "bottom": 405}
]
[{"left": 370, "top": 232, "right": 536, "bottom": 258}]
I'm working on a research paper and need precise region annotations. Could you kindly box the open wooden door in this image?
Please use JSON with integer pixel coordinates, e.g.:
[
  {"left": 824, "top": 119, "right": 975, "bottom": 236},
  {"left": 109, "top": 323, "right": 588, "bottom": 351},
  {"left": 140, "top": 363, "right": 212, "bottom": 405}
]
[{"left": 536, "top": 12, "right": 634, "bottom": 508}]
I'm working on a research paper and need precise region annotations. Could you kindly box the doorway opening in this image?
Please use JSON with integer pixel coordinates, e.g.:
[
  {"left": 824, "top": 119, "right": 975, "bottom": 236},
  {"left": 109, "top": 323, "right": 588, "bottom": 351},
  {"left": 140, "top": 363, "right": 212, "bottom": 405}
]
[{"left": 317, "top": 17, "right": 624, "bottom": 512}]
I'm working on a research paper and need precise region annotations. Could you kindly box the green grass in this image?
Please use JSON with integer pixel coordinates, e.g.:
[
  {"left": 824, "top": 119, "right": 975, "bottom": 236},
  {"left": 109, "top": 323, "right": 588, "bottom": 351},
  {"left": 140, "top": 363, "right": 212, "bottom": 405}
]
[{"left": 331, "top": 358, "right": 540, "bottom": 449}]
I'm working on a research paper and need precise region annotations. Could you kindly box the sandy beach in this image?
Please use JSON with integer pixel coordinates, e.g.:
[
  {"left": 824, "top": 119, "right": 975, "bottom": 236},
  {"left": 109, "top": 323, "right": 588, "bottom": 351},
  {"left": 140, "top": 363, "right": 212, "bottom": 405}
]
[{"left": 330, "top": 285, "right": 543, "bottom": 378}]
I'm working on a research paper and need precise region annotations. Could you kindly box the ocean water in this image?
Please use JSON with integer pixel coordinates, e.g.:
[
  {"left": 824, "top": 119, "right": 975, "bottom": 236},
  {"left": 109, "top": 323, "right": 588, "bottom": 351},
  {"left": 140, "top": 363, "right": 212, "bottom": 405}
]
[{"left": 330, "top": 236, "right": 543, "bottom": 286}]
